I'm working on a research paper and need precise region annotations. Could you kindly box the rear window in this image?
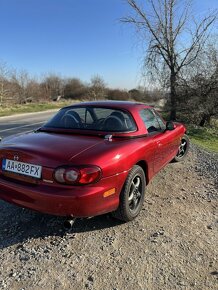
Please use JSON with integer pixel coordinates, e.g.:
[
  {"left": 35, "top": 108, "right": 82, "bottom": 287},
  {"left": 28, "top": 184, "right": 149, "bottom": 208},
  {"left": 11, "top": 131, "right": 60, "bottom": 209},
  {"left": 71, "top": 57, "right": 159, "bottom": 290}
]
[{"left": 42, "top": 106, "right": 137, "bottom": 132}]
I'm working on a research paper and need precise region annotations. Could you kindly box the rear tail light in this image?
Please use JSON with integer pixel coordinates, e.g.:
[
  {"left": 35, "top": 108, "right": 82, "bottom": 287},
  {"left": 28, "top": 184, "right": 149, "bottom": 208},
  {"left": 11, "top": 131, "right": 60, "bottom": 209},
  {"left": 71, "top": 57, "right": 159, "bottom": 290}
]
[
  {"left": 65, "top": 168, "right": 80, "bottom": 182},
  {"left": 79, "top": 167, "right": 101, "bottom": 184},
  {"left": 53, "top": 166, "right": 101, "bottom": 185},
  {"left": 54, "top": 168, "right": 66, "bottom": 183}
]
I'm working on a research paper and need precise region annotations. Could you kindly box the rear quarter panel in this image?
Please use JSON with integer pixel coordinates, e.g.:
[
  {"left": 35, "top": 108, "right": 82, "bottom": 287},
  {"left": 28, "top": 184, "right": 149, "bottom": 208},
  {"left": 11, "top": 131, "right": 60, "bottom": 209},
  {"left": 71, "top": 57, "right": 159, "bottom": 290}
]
[{"left": 71, "top": 136, "right": 157, "bottom": 183}]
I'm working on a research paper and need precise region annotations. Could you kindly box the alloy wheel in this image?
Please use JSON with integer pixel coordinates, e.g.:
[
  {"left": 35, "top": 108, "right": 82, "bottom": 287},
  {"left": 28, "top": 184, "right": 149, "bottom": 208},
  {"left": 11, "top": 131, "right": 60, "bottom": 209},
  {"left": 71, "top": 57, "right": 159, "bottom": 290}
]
[{"left": 128, "top": 175, "right": 142, "bottom": 212}]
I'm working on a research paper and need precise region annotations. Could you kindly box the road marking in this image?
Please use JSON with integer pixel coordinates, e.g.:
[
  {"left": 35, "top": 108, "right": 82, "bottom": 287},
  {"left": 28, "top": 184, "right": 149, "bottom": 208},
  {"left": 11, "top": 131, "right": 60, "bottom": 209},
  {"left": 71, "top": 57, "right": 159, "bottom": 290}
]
[{"left": 0, "top": 121, "right": 45, "bottom": 133}]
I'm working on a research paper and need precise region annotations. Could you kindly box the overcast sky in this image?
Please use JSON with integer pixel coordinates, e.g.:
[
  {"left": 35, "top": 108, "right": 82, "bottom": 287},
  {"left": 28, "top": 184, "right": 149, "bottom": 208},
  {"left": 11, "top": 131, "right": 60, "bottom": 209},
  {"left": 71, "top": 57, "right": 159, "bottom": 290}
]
[{"left": 0, "top": 0, "right": 217, "bottom": 89}]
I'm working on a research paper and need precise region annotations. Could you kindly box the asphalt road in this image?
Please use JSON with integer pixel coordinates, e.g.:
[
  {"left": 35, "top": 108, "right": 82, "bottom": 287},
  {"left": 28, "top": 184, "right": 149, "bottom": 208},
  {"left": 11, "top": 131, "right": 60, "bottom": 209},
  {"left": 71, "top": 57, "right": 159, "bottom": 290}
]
[{"left": 0, "top": 110, "right": 58, "bottom": 139}]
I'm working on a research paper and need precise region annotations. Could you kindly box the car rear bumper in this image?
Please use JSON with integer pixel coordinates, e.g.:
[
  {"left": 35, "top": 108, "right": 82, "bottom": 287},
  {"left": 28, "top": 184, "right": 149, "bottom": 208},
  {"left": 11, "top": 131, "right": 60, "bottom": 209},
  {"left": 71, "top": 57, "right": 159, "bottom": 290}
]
[{"left": 0, "top": 172, "right": 128, "bottom": 217}]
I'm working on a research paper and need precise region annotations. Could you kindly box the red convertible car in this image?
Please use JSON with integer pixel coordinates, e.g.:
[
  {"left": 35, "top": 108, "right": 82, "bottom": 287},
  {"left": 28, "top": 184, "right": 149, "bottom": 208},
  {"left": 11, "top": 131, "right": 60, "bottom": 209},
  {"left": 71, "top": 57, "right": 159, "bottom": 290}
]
[{"left": 0, "top": 101, "right": 189, "bottom": 222}]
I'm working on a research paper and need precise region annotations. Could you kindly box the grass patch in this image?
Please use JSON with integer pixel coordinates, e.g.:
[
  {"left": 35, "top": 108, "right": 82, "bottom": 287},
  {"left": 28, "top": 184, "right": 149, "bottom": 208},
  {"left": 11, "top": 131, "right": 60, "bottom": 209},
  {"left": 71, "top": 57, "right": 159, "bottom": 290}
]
[
  {"left": 0, "top": 100, "right": 76, "bottom": 117},
  {"left": 187, "top": 125, "right": 218, "bottom": 153}
]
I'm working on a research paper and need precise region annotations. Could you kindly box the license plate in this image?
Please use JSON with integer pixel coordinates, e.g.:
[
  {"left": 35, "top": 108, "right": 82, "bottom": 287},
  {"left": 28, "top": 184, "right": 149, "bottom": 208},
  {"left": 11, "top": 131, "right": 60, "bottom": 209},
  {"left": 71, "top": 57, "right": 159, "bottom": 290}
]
[{"left": 2, "top": 159, "right": 42, "bottom": 179}]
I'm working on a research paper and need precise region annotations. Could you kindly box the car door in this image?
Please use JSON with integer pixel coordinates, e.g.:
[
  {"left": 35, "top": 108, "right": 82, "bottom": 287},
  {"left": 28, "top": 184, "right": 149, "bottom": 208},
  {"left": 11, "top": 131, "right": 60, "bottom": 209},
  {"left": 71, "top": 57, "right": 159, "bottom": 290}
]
[
  {"left": 139, "top": 108, "right": 178, "bottom": 174},
  {"left": 152, "top": 109, "right": 181, "bottom": 168}
]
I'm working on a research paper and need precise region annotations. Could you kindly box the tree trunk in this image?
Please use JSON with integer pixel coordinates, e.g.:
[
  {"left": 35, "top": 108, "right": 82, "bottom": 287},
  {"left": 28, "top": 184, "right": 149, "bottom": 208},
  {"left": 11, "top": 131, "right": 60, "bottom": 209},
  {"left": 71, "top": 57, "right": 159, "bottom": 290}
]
[
  {"left": 199, "top": 114, "right": 211, "bottom": 127},
  {"left": 170, "top": 71, "right": 177, "bottom": 120}
]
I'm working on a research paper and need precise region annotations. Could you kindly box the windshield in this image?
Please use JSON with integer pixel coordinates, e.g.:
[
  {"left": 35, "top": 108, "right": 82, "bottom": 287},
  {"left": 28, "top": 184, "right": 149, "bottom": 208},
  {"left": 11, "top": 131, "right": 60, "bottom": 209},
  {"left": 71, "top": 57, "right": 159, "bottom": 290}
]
[{"left": 42, "top": 106, "right": 137, "bottom": 133}]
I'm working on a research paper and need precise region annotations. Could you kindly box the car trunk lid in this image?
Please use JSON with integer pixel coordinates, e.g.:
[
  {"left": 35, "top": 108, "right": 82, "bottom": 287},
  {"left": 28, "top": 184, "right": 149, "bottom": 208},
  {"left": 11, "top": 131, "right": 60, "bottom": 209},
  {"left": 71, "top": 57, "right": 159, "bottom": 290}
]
[{"left": 0, "top": 131, "right": 104, "bottom": 168}]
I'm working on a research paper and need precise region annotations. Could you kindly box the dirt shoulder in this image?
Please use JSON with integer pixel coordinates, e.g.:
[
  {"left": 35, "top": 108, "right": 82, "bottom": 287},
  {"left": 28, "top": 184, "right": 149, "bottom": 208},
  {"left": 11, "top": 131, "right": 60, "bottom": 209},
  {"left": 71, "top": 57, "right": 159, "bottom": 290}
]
[{"left": 0, "top": 145, "right": 217, "bottom": 290}]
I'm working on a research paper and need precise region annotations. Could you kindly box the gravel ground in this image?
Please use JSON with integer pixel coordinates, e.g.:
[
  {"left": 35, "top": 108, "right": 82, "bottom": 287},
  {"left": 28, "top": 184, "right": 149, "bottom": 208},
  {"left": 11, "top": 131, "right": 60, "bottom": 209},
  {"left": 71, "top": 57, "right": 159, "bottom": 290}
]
[{"left": 0, "top": 144, "right": 217, "bottom": 290}]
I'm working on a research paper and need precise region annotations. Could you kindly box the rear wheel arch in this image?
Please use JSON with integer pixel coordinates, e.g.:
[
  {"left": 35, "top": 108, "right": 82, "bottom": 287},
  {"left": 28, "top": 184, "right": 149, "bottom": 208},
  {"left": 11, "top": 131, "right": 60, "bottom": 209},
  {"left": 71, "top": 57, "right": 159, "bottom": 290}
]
[
  {"left": 136, "top": 160, "right": 149, "bottom": 185},
  {"left": 112, "top": 164, "right": 146, "bottom": 221}
]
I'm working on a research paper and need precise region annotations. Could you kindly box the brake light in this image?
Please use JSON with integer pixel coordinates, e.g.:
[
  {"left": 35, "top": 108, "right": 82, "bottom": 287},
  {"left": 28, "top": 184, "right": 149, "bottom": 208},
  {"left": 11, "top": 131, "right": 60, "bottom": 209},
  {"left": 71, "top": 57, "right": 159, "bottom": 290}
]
[
  {"left": 79, "top": 167, "right": 101, "bottom": 184},
  {"left": 54, "top": 166, "right": 101, "bottom": 185}
]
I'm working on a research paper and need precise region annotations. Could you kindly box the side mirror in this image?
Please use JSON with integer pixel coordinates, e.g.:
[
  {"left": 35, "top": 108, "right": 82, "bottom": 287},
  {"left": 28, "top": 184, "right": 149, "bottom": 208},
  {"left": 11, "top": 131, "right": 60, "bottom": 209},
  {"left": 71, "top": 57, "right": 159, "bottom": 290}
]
[{"left": 166, "top": 121, "right": 175, "bottom": 131}]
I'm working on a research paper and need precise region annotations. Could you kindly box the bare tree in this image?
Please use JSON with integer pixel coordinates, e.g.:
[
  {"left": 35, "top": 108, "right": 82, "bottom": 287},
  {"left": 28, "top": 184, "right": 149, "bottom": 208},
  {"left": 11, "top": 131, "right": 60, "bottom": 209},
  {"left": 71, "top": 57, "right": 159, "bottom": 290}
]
[
  {"left": 177, "top": 42, "right": 218, "bottom": 126},
  {"left": 26, "top": 80, "right": 43, "bottom": 102},
  {"left": 0, "top": 61, "right": 11, "bottom": 106},
  {"left": 64, "top": 78, "right": 87, "bottom": 99},
  {"left": 10, "top": 70, "right": 32, "bottom": 104},
  {"left": 107, "top": 88, "right": 130, "bottom": 100},
  {"left": 88, "top": 75, "right": 106, "bottom": 100},
  {"left": 123, "top": 0, "right": 217, "bottom": 119},
  {"left": 41, "top": 74, "right": 64, "bottom": 101}
]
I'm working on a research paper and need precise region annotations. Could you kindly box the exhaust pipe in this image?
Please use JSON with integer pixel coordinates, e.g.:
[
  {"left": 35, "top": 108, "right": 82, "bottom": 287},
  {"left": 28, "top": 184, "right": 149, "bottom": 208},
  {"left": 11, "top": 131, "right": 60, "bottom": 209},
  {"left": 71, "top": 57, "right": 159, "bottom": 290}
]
[{"left": 63, "top": 217, "right": 76, "bottom": 230}]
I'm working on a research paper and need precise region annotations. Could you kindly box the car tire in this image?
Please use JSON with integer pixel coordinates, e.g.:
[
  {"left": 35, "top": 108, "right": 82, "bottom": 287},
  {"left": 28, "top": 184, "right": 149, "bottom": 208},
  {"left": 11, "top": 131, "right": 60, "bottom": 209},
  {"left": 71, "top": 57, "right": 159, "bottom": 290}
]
[
  {"left": 112, "top": 165, "right": 146, "bottom": 222},
  {"left": 173, "top": 134, "right": 190, "bottom": 162}
]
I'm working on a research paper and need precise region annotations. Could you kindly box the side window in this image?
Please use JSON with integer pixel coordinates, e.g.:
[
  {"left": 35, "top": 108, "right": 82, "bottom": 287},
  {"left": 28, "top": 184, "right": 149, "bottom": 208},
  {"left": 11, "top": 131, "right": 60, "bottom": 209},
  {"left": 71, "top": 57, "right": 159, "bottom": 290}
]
[
  {"left": 139, "top": 109, "right": 161, "bottom": 133},
  {"left": 152, "top": 109, "right": 166, "bottom": 130}
]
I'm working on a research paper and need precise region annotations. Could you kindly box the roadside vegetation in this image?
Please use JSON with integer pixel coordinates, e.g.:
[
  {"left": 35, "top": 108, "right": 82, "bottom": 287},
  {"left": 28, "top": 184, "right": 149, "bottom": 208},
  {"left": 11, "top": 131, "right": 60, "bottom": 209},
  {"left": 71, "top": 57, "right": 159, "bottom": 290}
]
[{"left": 0, "top": 100, "right": 74, "bottom": 117}]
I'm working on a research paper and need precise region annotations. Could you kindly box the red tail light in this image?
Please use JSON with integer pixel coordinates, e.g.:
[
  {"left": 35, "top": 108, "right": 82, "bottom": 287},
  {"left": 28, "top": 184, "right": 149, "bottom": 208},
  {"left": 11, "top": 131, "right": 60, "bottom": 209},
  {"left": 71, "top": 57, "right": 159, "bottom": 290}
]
[{"left": 54, "top": 166, "right": 101, "bottom": 185}]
